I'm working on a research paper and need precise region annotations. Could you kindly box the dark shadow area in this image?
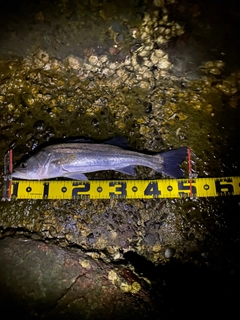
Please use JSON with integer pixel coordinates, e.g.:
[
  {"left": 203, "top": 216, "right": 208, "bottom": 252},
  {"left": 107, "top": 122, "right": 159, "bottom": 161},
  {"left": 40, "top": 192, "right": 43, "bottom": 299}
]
[
  {"left": 124, "top": 250, "right": 240, "bottom": 317},
  {"left": 166, "top": 0, "right": 240, "bottom": 77}
]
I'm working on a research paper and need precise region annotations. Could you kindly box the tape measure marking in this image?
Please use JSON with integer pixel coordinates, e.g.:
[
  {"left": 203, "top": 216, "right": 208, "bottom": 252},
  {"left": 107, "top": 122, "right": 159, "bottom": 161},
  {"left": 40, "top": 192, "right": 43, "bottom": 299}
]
[{"left": 5, "top": 177, "right": 240, "bottom": 200}]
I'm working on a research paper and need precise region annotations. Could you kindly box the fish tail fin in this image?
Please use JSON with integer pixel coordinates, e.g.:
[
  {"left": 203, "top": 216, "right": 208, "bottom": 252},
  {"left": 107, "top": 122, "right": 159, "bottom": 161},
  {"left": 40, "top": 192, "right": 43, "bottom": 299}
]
[{"left": 160, "top": 147, "right": 188, "bottom": 178}]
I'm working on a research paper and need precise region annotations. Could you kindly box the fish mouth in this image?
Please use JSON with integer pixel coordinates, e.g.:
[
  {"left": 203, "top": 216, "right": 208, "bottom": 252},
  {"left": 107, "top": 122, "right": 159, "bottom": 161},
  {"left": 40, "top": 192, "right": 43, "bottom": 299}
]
[{"left": 11, "top": 169, "right": 28, "bottom": 179}]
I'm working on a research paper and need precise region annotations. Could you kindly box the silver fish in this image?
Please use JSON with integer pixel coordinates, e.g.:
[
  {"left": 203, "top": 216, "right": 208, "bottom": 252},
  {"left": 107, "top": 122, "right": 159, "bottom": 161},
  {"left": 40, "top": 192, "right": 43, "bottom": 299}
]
[{"left": 11, "top": 142, "right": 187, "bottom": 180}]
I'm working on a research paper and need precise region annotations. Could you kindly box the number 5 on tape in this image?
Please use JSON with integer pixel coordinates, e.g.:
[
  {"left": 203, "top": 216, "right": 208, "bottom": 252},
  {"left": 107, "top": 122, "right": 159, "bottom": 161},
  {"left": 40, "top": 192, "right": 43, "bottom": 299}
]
[{"left": 178, "top": 180, "right": 197, "bottom": 197}]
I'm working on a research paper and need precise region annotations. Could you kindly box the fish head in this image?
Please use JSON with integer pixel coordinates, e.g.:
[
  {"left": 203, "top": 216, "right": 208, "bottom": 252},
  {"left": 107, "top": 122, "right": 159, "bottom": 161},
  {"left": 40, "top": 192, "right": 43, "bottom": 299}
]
[
  {"left": 12, "top": 150, "right": 51, "bottom": 180},
  {"left": 12, "top": 161, "right": 37, "bottom": 179}
]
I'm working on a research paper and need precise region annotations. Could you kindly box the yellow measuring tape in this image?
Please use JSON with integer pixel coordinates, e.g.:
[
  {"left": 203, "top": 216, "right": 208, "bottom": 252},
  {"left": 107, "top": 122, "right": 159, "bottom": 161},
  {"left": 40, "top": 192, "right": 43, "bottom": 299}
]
[{"left": 4, "top": 176, "right": 240, "bottom": 200}]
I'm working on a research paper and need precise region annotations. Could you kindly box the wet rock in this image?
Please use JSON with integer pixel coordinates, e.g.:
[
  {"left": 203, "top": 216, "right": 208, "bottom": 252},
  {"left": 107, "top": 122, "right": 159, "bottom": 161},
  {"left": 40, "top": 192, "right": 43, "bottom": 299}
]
[
  {"left": 36, "top": 50, "right": 49, "bottom": 64},
  {"left": 144, "top": 233, "right": 158, "bottom": 246},
  {"left": 111, "top": 20, "right": 122, "bottom": 33},
  {"left": 164, "top": 247, "right": 175, "bottom": 259},
  {"left": 0, "top": 237, "right": 159, "bottom": 320},
  {"left": 67, "top": 56, "right": 81, "bottom": 70},
  {"left": 144, "top": 102, "right": 152, "bottom": 113},
  {"left": 88, "top": 55, "right": 100, "bottom": 66},
  {"left": 21, "top": 93, "right": 35, "bottom": 107},
  {"left": 91, "top": 118, "right": 99, "bottom": 126},
  {"left": 33, "top": 120, "right": 45, "bottom": 131}
]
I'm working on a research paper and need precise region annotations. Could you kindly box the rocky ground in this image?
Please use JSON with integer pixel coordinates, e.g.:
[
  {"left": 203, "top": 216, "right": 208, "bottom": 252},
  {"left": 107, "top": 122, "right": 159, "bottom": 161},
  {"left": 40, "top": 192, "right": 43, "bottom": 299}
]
[{"left": 0, "top": 0, "right": 240, "bottom": 318}]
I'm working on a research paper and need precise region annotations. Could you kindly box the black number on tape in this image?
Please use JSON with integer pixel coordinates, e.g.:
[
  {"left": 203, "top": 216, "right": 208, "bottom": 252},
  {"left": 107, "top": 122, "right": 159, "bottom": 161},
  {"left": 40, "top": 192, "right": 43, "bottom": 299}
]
[
  {"left": 72, "top": 183, "right": 90, "bottom": 197},
  {"left": 215, "top": 179, "right": 234, "bottom": 194},
  {"left": 178, "top": 181, "right": 196, "bottom": 196},
  {"left": 43, "top": 183, "right": 49, "bottom": 198},
  {"left": 109, "top": 182, "right": 127, "bottom": 198},
  {"left": 144, "top": 182, "right": 160, "bottom": 197}
]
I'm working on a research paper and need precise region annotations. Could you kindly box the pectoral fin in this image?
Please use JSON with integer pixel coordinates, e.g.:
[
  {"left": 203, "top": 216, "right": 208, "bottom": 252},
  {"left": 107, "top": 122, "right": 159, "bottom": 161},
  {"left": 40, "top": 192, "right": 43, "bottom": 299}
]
[
  {"left": 62, "top": 172, "right": 88, "bottom": 180},
  {"left": 116, "top": 166, "right": 136, "bottom": 176}
]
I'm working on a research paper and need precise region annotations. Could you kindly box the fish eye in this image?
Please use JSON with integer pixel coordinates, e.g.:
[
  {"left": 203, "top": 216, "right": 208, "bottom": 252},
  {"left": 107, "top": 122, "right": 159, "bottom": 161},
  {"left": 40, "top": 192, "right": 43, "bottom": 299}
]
[{"left": 21, "top": 162, "right": 27, "bottom": 168}]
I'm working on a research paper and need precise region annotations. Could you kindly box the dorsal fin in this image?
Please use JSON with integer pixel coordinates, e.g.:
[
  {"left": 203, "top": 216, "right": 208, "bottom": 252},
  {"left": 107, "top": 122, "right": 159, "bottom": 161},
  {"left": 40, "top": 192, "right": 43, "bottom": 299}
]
[{"left": 103, "top": 136, "right": 129, "bottom": 148}]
